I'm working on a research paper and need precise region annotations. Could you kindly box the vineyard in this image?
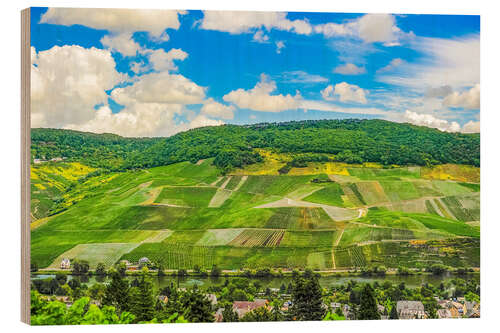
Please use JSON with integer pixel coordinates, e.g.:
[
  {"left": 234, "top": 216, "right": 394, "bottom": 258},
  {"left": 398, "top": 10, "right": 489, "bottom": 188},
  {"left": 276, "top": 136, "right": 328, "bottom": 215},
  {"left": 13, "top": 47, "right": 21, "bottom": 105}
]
[
  {"left": 228, "top": 229, "right": 285, "bottom": 247},
  {"left": 31, "top": 154, "right": 480, "bottom": 271}
]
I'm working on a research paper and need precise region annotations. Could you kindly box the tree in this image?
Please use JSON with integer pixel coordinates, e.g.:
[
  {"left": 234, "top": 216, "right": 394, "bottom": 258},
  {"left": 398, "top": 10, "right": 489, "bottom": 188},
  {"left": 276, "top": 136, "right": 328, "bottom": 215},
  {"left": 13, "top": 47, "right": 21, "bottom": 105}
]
[
  {"left": 289, "top": 269, "right": 325, "bottom": 321},
  {"left": 358, "top": 284, "right": 380, "bottom": 320},
  {"left": 95, "top": 263, "right": 106, "bottom": 276},
  {"left": 88, "top": 283, "right": 106, "bottom": 304},
  {"left": 241, "top": 306, "right": 273, "bottom": 322},
  {"left": 179, "top": 286, "right": 214, "bottom": 322},
  {"left": 55, "top": 273, "right": 67, "bottom": 285},
  {"left": 222, "top": 303, "right": 239, "bottom": 322},
  {"left": 72, "top": 260, "right": 90, "bottom": 275},
  {"left": 389, "top": 304, "right": 399, "bottom": 319},
  {"left": 128, "top": 269, "right": 156, "bottom": 322},
  {"left": 210, "top": 264, "right": 221, "bottom": 277},
  {"left": 103, "top": 270, "right": 130, "bottom": 314}
]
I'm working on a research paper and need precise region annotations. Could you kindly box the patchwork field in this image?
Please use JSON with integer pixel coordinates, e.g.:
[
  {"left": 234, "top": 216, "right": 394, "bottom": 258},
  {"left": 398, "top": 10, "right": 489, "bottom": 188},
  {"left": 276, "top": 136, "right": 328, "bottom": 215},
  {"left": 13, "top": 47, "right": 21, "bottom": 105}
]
[{"left": 31, "top": 158, "right": 480, "bottom": 271}]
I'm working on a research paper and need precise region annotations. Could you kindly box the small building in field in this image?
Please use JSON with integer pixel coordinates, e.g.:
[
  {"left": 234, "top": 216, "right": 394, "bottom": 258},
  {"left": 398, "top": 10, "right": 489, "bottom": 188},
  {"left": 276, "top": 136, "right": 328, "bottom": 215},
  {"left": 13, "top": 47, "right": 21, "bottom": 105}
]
[
  {"left": 60, "top": 258, "right": 71, "bottom": 269},
  {"left": 396, "top": 301, "right": 426, "bottom": 319}
]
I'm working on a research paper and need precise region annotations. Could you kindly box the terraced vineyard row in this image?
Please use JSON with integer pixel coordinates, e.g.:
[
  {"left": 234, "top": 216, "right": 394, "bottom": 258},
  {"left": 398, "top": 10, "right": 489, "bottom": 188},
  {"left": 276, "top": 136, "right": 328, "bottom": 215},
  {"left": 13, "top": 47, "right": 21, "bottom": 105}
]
[{"left": 228, "top": 229, "right": 285, "bottom": 247}]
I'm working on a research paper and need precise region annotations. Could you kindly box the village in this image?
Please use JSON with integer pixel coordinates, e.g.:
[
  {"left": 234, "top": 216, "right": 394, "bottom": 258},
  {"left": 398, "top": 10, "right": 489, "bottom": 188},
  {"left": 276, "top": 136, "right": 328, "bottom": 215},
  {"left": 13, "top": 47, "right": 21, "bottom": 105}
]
[{"left": 31, "top": 256, "right": 480, "bottom": 322}]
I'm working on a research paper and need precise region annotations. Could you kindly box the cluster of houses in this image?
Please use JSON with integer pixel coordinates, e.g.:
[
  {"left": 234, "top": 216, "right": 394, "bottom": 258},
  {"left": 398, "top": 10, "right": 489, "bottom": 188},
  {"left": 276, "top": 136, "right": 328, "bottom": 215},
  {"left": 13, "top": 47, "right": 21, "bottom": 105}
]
[
  {"left": 210, "top": 297, "right": 480, "bottom": 321},
  {"left": 436, "top": 298, "right": 480, "bottom": 318}
]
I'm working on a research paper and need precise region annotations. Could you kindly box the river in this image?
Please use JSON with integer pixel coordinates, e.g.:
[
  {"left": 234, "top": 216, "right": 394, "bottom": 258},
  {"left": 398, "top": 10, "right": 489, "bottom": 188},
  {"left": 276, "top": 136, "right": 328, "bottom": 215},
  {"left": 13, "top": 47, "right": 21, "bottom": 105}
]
[{"left": 31, "top": 272, "right": 478, "bottom": 290}]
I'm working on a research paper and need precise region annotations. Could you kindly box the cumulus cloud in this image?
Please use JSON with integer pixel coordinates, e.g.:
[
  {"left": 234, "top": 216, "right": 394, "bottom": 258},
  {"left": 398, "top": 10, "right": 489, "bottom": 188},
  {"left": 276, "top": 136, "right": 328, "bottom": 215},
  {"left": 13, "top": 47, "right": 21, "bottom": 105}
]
[
  {"left": 201, "top": 98, "right": 235, "bottom": 119},
  {"left": 321, "top": 82, "right": 367, "bottom": 104},
  {"left": 356, "top": 14, "right": 397, "bottom": 43},
  {"left": 377, "top": 58, "right": 404, "bottom": 73},
  {"left": 315, "top": 13, "right": 404, "bottom": 44},
  {"left": 223, "top": 74, "right": 301, "bottom": 112},
  {"left": 40, "top": 8, "right": 183, "bottom": 38},
  {"left": 100, "top": 33, "right": 142, "bottom": 57},
  {"left": 443, "top": 84, "right": 480, "bottom": 110},
  {"left": 65, "top": 71, "right": 217, "bottom": 137},
  {"left": 200, "top": 11, "right": 312, "bottom": 35},
  {"left": 334, "top": 63, "right": 366, "bottom": 75},
  {"left": 403, "top": 110, "right": 460, "bottom": 132},
  {"left": 31, "top": 45, "right": 124, "bottom": 128},
  {"left": 111, "top": 72, "right": 205, "bottom": 105},
  {"left": 147, "top": 48, "right": 188, "bottom": 72},
  {"left": 461, "top": 120, "right": 480, "bottom": 133}
]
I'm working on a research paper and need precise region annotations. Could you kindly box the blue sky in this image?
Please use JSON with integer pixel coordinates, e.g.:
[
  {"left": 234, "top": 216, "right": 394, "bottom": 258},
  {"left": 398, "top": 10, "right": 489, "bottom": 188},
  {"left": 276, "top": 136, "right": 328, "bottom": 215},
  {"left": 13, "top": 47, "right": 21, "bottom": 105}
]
[{"left": 30, "top": 8, "right": 480, "bottom": 137}]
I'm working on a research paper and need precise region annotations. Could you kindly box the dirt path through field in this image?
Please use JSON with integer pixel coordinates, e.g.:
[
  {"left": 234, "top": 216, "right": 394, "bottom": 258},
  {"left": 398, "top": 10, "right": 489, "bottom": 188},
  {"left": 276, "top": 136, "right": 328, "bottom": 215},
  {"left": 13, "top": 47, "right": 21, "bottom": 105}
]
[
  {"left": 331, "top": 228, "right": 345, "bottom": 270},
  {"left": 219, "top": 176, "right": 232, "bottom": 190},
  {"left": 232, "top": 175, "right": 248, "bottom": 191}
]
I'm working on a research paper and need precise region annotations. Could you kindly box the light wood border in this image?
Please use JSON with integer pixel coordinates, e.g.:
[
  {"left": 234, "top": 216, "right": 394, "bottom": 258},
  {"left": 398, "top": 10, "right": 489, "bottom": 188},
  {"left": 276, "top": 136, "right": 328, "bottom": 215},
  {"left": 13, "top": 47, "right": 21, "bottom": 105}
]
[{"left": 21, "top": 7, "right": 31, "bottom": 325}]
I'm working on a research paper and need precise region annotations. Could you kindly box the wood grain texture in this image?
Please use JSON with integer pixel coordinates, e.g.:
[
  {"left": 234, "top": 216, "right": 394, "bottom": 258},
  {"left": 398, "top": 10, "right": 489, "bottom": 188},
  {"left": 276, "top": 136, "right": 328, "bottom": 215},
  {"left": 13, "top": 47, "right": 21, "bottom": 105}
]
[{"left": 21, "top": 7, "right": 31, "bottom": 325}]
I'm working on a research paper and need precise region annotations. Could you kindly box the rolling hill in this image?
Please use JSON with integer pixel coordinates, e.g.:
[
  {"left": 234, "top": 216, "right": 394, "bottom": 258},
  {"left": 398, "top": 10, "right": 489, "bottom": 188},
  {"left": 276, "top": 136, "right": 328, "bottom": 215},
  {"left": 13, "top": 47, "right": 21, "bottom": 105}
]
[{"left": 30, "top": 120, "right": 480, "bottom": 272}]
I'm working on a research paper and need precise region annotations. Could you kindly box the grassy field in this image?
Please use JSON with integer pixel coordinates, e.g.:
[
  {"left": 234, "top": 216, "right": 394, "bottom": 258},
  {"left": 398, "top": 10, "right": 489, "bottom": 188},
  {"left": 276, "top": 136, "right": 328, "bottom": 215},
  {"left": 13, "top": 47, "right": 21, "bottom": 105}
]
[{"left": 30, "top": 158, "right": 480, "bottom": 271}]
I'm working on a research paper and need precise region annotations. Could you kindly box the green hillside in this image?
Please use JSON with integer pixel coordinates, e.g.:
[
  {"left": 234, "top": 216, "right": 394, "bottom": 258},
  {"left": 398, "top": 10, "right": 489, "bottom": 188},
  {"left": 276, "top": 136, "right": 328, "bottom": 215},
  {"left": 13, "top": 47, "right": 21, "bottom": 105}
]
[
  {"left": 30, "top": 154, "right": 480, "bottom": 271},
  {"left": 32, "top": 119, "right": 480, "bottom": 174}
]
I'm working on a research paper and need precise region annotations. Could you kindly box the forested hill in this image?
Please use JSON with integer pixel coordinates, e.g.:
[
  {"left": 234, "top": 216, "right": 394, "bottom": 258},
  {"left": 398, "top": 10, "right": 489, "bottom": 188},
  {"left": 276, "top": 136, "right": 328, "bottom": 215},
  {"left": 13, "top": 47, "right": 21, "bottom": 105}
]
[{"left": 31, "top": 119, "right": 480, "bottom": 171}]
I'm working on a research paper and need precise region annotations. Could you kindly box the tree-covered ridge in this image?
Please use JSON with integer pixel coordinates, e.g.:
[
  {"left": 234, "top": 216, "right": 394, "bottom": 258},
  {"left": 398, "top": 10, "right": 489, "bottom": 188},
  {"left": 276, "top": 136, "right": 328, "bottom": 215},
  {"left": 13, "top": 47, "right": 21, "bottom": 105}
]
[
  {"left": 31, "top": 119, "right": 480, "bottom": 172},
  {"left": 31, "top": 128, "right": 161, "bottom": 170}
]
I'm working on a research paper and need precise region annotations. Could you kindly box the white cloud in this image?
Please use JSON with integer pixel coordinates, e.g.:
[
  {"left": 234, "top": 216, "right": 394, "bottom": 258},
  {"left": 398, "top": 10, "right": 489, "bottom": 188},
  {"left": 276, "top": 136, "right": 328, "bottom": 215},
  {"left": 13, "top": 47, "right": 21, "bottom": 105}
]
[
  {"left": 201, "top": 98, "right": 235, "bottom": 119},
  {"left": 425, "top": 85, "right": 453, "bottom": 98},
  {"left": 200, "top": 11, "right": 312, "bottom": 35},
  {"left": 461, "top": 120, "right": 480, "bottom": 133},
  {"left": 378, "top": 34, "right": 479, "bottom": 90},
  {"left": 334, "top": 63, "right": 366, "bottom": 75},
  {"left": 147, "top": 48, "right": 188, "bottom": 72},
  {"left": 252, "top": 30, "right": 269, "bottom": 43},
  {"left": 280, "top": 71, "right": 328, "bottom": 84},
  {"left": 31, "top": 45, "right": 124, "bottom": 128},
  {"left": 315, "top": 13, "right": 404, "bottom": 44},
  {"left": 299, "top": 100, "right": 388, "bottom": 116},
  {"left": 100, "top": 33, "right": 142, "bottom": 57},
  {"left": 443, "top": 84, "right": 480, "bottom": 110},
  {"left": 223, "top": 74, "right": 301, "bottom": 112},
  {"left": 65, "top": 71, "right": 217, "bottom": 137},
  {"left": 275, "top": 41, "right": 285, "bottom": 54},
  {"left": 321, "top": 82, "right": 367, "bottom": 104},
  {"left": 111, "top": 72, "right": 205, "bottom": 105},
  {"left": 40, "top": 8, "right": 183, "bottom": 38},
  {"left": 377, "top": 58, "right": 404, "bottom": 73},
  {"left": 64, "top": 104, "right": 223, "bottom": 137},
  {"left": 314, "top": 22, "right": 354, "bottom": 38},
  {"left": 403, "top": 110, "right": 460, "bottom": 132},
  {"left": 356, "top": 14, "right": 396, "bottom": 43}
]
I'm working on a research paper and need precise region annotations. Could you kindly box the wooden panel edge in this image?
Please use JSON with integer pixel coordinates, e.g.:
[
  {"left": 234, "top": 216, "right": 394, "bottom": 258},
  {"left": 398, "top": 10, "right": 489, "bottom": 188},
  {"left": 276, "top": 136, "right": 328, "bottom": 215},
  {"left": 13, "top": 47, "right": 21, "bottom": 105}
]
[{"left": 21, "top": 7, "right": 31, "bottom": 325}]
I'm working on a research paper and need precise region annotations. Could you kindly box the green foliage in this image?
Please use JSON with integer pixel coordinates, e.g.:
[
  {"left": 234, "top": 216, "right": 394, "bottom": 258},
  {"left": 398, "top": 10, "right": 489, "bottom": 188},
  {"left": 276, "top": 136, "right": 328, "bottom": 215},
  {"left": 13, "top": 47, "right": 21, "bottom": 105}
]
[
  {"left": 129, "top": 270, "right": 156, "bottom": 322},
  {"left": 358, "top": 284, "right": 381, "bottom": 320},
  {"left": 30, "top": 293, "right": 135, "bottom": 325},
  {"left": 32, "top": 119, "right": 480, "bottom": 174},
  {"left": 102, "top": 270, "right": 130, "bottom": 314},
  {"left": 289, "top": 269, "right": 325, "bottom": 321},
  {"left": 179, "top": 286, "right": 214, "bottom": 323}
]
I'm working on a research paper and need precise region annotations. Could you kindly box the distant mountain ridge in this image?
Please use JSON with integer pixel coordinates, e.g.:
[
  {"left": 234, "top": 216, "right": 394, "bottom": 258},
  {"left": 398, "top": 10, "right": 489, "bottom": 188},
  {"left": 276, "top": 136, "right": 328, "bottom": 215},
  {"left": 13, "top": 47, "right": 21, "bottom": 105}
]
[{"left": 31, "top": 119, "right": 480, "bottom": 171}]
